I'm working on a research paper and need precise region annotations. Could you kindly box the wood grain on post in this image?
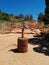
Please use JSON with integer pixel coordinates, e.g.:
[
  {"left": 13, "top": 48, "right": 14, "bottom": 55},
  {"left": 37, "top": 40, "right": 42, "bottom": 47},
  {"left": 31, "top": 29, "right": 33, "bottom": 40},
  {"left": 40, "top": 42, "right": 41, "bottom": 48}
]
[{"left": 18, "top": 38, "right": 28, "bottom": 53}]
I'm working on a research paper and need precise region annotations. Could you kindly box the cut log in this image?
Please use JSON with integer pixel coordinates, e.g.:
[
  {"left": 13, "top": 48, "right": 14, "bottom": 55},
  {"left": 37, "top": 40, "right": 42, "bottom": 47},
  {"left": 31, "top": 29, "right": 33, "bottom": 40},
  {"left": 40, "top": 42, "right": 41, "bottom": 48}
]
[{"left": 18, "top": 38, "right": 28, "bottom": 53}]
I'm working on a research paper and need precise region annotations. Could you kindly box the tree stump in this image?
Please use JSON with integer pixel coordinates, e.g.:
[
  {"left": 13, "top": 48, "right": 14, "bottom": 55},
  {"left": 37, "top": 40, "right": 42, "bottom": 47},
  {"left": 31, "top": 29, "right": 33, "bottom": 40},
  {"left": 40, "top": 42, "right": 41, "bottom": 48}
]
[{"left": 18, "top": 38, "right": 28, "bottom": 53}]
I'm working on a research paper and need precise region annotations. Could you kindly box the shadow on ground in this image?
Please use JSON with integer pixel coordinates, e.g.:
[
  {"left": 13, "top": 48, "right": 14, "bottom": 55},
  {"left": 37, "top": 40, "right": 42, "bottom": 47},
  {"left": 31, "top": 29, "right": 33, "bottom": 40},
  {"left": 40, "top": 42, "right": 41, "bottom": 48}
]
[
  {"left": 33, "top": 47, "right": 49, "bottom": 56},
  {"left": 9, "top": 48, "right": 21, "bottom": 53},
  {"left": 28, "top": 37, "right": 41, "bottom": 45},
  {"left": 28, "top": 33, "right": 49, "bottom": 56}
]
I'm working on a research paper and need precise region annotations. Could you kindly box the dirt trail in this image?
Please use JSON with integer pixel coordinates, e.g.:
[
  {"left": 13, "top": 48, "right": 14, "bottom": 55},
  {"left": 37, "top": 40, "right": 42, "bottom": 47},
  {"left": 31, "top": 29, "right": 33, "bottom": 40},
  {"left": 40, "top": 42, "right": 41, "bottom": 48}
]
[{"left": 0, "top": 33, "right": 49, "bottom": 65}]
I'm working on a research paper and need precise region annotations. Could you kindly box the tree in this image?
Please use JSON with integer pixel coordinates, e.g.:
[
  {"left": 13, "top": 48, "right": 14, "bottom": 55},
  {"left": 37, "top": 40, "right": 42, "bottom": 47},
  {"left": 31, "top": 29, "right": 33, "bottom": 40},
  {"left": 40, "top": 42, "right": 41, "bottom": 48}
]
[
  {"left": 29, "top": 15, "right": 33, "bottom": 20},
  {"left": 18, "top": 14, "right": 25, "bottom": 19},
  {"left": 25, "top": 14, "right": 33, "bottom": 20},
  {"left": 44, "top": 0, "right": 49, "bottom": 24},
  {"left": 38, "top": 13, "right": 44, "bottom": 22},
  {"left": 0, "top": 10, "right": 2, "bottom": 14},
  {"left": 38, "top": 0, "right": 49, "bottom": 24},
  {"left": 0, "top": 12, "right": 10, "bottom": 21}
]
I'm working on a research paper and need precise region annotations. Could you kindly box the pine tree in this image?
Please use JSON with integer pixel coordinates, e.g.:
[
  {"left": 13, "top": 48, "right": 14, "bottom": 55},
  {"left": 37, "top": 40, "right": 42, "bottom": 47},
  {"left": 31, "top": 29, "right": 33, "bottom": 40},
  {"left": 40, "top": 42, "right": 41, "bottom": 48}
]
[{"left": 45, "top": 0, "right": 49, "bottom": 24}]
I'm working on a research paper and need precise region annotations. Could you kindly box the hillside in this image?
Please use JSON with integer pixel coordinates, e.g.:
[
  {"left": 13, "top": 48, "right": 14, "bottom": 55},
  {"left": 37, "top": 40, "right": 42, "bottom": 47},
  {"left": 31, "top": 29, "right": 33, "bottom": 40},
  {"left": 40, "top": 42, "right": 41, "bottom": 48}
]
[{"left": 0, "top": 11, "right": 49, "bottom": 34}]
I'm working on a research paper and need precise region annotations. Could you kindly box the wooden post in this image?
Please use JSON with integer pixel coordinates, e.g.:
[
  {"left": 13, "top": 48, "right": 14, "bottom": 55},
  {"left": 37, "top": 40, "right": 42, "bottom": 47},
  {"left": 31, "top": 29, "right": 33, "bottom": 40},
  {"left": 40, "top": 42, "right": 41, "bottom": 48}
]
[{"left": 18, "top": 38, "right": 28, "bottom": 52}]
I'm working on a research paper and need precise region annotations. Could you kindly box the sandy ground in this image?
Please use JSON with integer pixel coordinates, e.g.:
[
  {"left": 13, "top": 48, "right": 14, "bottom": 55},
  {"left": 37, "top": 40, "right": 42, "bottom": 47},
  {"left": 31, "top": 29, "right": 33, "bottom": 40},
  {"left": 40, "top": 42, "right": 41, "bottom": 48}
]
[{"left": 0, "top": 33, "right": 49, "bottom": 65}]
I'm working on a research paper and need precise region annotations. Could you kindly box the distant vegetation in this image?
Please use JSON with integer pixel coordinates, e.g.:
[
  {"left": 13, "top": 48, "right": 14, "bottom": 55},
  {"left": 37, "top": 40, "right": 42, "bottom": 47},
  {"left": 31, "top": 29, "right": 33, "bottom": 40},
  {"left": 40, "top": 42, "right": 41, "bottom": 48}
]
[
  {"left": 0, "top": 10, "right": 10, "bottom": 21},
  {"left": 0, "top": 10, "right": 33, "bottom": 22},
  {"left": 0, "top": 10, "right": 34, "bottom": 33}
]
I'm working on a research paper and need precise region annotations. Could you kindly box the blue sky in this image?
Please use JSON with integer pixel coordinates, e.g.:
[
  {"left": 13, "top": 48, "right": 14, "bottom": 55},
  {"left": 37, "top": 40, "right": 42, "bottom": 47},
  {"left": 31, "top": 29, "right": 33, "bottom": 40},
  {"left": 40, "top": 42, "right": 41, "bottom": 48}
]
[{"left": 0, "top": 0, "right": 45, "bottom": 20}]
